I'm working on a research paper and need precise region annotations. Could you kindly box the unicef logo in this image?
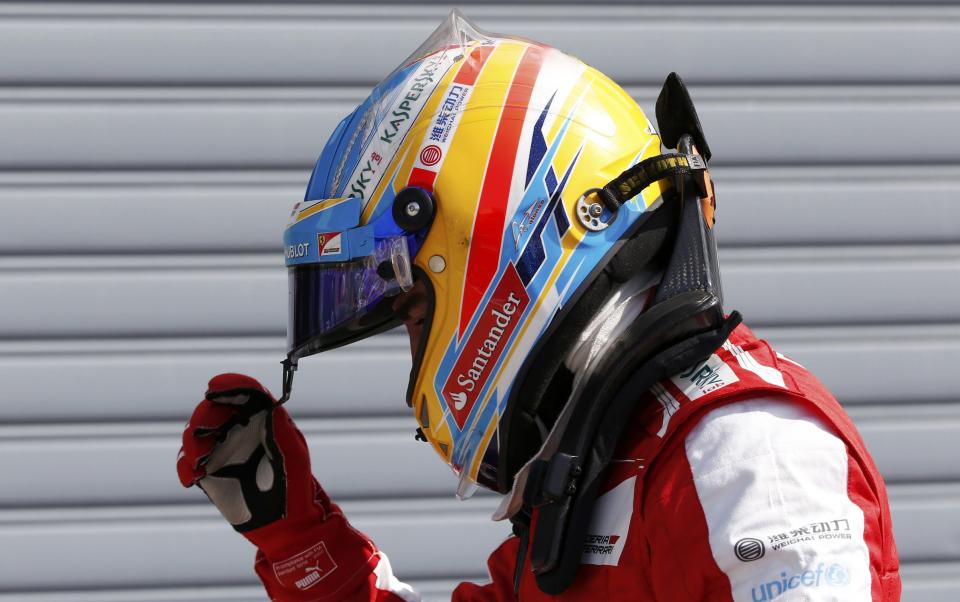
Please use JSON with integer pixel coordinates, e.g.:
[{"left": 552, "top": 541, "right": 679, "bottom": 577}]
[
  {"left": 749, "top": 563, "right": 851, "bottom": 600},
  {"left": 734, "top": 537, "right": 765, "bottom": 562},
  {"left": 825, "top": 563, "right": 850, "bottom": 587}
]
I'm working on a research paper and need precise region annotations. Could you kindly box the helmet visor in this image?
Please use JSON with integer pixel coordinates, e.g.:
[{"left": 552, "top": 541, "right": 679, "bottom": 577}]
[{"left": 287, "top": 235, "right": 414, "bottom": 359}]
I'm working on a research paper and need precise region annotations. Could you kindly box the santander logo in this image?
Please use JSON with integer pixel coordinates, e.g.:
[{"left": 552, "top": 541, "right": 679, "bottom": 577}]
[
  {"left": 443, "top": 263, "right": 529, "bottom": 428},
  {"left": 449, "top": 391, "right": 469, "bottom": 411}
]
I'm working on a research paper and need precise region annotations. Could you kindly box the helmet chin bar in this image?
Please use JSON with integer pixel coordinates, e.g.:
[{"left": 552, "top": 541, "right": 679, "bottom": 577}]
[{"left": 501, "top": 72, "right": 741, "bottom": 596}]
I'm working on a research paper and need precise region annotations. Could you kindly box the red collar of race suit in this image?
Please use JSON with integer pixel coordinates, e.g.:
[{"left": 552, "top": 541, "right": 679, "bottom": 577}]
[
  {"left": 506, "top": 318, "right": 897, "bottom": 598},
  {"left": 509, "top": 296, "right": 742, "bottom": 595}
]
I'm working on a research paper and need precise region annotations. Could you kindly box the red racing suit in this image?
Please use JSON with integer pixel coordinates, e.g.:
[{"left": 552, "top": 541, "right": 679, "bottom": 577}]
[{"left": 232, "top": 325, "right": 903, "bottom": 601}]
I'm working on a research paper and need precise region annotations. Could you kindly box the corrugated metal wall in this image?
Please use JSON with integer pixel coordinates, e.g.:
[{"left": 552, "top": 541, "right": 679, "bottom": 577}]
[{"left": 0, "top": 2, "right": 957, "bottom": 600}]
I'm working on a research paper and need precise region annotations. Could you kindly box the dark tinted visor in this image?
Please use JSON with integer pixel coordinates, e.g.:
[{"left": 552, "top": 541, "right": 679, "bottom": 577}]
[{"left": 287, "top": 236, "right": 413, "bottom": 359}]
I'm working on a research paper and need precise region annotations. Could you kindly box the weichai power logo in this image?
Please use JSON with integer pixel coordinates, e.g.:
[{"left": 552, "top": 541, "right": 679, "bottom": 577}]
[{"left": 443, "top": 263, "right": 529, "bottom": 428}]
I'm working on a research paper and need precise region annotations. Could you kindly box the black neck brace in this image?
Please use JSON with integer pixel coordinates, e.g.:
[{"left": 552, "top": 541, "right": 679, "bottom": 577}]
[{"left": 506, "top": 76, "right": 742, "bottom": 591}]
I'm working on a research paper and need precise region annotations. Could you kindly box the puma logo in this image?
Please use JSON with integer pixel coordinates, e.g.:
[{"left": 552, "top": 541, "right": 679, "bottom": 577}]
[{"left": 295, "top": 571, "right": 322, "bottom": 589}]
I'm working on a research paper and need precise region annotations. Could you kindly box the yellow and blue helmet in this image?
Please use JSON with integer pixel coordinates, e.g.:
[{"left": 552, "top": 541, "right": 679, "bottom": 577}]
[{"left": 282, "top": 12, "right": 677, "bottom": 496}]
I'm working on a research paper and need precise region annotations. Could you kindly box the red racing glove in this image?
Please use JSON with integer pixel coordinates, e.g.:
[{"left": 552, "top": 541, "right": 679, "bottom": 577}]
[{"left": 177, "top": 373, "right": 379, "bottom": 601}]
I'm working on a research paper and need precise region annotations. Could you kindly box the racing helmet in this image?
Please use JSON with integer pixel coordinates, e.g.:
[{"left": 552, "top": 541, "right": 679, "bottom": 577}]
[{"left": 282, "top": 12, "right": 687, "bottom": 497}]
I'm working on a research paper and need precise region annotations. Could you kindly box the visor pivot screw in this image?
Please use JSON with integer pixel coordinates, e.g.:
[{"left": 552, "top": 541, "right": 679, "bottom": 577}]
[
  {"left": 588, "top": 203, "right": 603, "bottom": 218},
  {"left": 393, "top": 186, "right": 436, "bottom": 231},
  {"left": 428, "top": 255, "right": 446, "bottom": 273}
]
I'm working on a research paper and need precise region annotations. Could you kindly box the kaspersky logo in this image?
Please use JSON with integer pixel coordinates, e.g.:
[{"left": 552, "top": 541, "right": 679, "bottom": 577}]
[{"left": 442, "top": 263, "right": 529, "bottom": 428}]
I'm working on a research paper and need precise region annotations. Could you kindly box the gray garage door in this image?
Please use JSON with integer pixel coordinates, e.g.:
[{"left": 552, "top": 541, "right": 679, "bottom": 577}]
[{"left": 0, "top": 2, "right": 958, "bottom": 600}]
